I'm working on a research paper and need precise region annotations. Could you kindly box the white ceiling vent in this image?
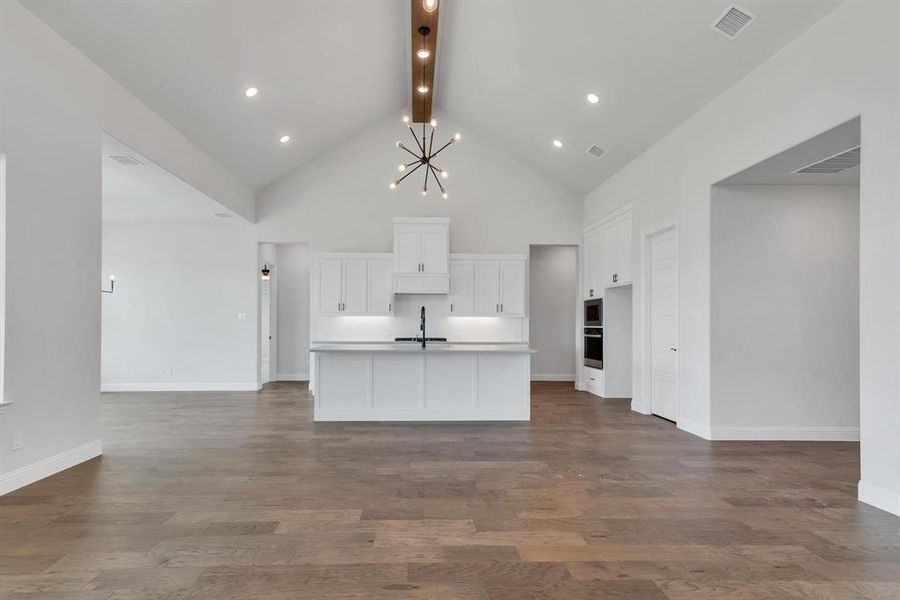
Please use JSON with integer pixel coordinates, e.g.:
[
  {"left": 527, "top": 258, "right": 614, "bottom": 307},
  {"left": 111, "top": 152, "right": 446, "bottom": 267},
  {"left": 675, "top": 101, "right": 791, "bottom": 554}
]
[
  {"left": 711, "top": 5, "right": 755, "bottom": 39},
  {"left": 107, "top": 154, "right": 143, "bottom": 167},
  {"left": 793, "top": 145, "right": 861, "bottom": 175},
  {"left": 586, "top": 145, "right": 606, "bottom": 159},
  {"left": 213, "top": 212, "right": 233, "bottom": 218}
]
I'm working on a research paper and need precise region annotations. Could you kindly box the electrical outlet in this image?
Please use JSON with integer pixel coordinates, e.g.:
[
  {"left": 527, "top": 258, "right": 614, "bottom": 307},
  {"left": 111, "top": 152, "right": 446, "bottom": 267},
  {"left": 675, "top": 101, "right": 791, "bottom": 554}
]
[
  {"left": 238, "top": 312, "right": 247, "bottom": 321},
  {"left": 11, "top": 431, "right": 24, "bottom": 451}
]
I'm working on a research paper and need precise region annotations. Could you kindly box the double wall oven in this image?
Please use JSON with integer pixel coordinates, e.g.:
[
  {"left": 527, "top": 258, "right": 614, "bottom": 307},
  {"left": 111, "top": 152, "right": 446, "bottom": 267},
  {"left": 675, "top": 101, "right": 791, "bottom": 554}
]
[{"left": 583, "top": 298, "right": 603, "bottom": 369}]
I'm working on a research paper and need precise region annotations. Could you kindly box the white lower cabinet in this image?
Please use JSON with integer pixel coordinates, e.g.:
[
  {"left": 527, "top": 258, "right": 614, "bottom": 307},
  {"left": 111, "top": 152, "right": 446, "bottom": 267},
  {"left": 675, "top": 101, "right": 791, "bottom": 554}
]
[
  {"left": 314, "top": 253, "right": 393, "bottom": 315},
  {"left": 314, "top": 350, "right": 531, "bottom": 421},
  {"left": 584, "top": 366, "right": 605, "bottom": 397},
  {"left": 448, "top": 255, "right": 526, "bottom": 316}
]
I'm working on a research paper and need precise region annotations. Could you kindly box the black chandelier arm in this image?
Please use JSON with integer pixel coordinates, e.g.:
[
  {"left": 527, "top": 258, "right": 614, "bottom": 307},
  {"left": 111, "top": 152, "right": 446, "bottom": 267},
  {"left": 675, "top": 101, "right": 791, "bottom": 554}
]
[
  {"left": 399, "top": 143, "right": 421, "bottom": 160},
  {"left": 423, "top": 160, "right": 431, "bottom": 190},
  {"left": 429, "top": 165, "right": 446, "bottom": 194},
  {"left": 428, "top": 138, "right": 455, "bottom": 160},
  {"left": 403, "top": 160, "right": 420, "bottom": 168},
  {"left": 407, "top": 126, "right": 425, "bottom": 155},
  {"left": 428, "top": 125, "right": 435, "bottom": 157},
  {"left": 396, "top": 161, "right": 425, "bottom": 185}
]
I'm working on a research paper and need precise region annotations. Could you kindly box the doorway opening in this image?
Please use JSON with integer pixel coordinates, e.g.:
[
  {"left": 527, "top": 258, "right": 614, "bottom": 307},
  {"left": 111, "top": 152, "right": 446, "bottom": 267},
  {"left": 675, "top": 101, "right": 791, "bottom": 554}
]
[
  {"left": 709, "top": 117, "right": 861, "bottom": 441},
  {"left": 257, "top": 242, "right": 312, "bottom": 387},
  {"left": 528, "top": 245, "right": 577, "bottom": 384}
]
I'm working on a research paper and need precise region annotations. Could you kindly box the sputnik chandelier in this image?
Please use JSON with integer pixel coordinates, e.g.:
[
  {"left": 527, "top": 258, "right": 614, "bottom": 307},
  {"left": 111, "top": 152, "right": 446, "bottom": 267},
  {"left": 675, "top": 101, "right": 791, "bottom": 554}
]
[
  {"left": 390, "top": 116, "right": 459, "bottom": 199},
  {"left": 389, "top": 22, "right": 460, "bottom": 199}
]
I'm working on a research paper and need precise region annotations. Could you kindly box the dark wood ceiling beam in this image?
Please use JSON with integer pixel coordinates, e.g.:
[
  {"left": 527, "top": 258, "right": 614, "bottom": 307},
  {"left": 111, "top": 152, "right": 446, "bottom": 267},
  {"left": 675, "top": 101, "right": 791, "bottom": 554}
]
[{"left": 410, "top": 0, "right": 438, "bottom": 124}]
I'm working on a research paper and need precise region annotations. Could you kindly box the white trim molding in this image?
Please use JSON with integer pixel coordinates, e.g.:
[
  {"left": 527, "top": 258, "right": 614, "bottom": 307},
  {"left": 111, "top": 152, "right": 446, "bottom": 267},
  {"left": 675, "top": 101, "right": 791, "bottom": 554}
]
[
  {"left": 677, "top": 417, "right": 713, "bottom": 440},
  {"left": 275, "top": 373, "right": 310, "bottom": 381},
  {"left": 584, "top": 202, "right": 634, "bottom": 234},
  {"left": 858, "top": 480, "right": 900, "bottom": 516},
  {"left": 531, "top": 374, "right": 575, "bottom": 382},
  {"left": 710, "top": 426, "right": 860, "bottom": 441},
  {"left": 1, "top": 439, "right": 102, "bottom": 495},
  {"left": 101, "top": 383, "right": 259, "bottom": 392}
]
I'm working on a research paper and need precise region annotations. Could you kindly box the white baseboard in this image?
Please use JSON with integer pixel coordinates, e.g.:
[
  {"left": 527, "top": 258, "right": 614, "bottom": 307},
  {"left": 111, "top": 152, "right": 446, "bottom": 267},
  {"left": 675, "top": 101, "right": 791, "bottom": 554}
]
[
  {"left": 531, "top": 374, "right": 575, "bottom": 382},
  {"left": 858, "top": 480, "right": 900, "bottom": 516},
  {"left": 101, "top": 382, "right": 259, "bottom": 392},
  {"left": 630, "top": 400, "right": 650, "bottom": 415},
  {"left": 1, "top": 439, "right": 102, "bottom": 495},
  {"left": 275, "top": 373, "right": 310, "bottom": 381},
  {"left": 677, "top": 417, "right": 713, "bottom": 440},
  {"left": 710, "top": 426, "right": 860, "bottom": 441},
  {"left": 574, "top": 381, "right": 585, "bottom": 391}
]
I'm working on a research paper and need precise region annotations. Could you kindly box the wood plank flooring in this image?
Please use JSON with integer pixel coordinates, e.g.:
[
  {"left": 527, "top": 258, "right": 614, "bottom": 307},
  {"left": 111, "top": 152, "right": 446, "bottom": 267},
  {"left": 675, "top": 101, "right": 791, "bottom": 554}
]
[{"left": 1, "top": 382, "right": 899, "bottom": 599}]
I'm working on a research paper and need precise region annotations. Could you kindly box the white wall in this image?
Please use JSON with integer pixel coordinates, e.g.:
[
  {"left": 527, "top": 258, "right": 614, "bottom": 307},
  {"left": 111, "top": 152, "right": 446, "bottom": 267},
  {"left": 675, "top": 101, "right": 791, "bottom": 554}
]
[
  {"left": 583, "top": 1, "right": 900, "bottom": 514},
  {"left": 256, "top": 113, "right": 582, "bottom": 254},
  {"left": 275, "top": 243, "right": 312, "bottom": 380},
  {"left": 101, "top": 220, "right": 258, "bottom": 390},
  {"left": 0, "top": 1, "right": 253, "bottom": 493},
  {"left": 603, "top": 285, "right": 633, "bottom": 398},
  {"left": 529, "top": 246, "right": 576, "bottom": 380},
  {"left": 711, "top": 184, "right": 859, "bottom": 436}
]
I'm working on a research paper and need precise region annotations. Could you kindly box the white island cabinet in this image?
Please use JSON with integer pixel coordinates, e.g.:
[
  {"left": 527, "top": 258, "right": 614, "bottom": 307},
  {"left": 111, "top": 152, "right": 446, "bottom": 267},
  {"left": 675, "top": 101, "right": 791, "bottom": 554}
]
[{"left": 310, "top": 344, "right": 534, "bottom": 421}]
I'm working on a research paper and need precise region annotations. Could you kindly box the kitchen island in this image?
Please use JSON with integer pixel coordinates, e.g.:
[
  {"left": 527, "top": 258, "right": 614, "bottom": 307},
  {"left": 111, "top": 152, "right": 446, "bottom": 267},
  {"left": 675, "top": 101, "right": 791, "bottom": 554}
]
[{"left": 309, "top": 343, "right": 534, "bottom": 421}]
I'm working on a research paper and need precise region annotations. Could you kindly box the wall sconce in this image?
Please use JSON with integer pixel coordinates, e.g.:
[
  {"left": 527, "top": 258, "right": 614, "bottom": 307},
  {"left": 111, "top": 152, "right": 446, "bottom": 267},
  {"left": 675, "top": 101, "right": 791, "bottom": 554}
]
[
  {"left": 260, "top": 264, "right": 271, "bottom": 281},
  {"left": 101, "top": 274, "right": 115, "bottom": 294}
]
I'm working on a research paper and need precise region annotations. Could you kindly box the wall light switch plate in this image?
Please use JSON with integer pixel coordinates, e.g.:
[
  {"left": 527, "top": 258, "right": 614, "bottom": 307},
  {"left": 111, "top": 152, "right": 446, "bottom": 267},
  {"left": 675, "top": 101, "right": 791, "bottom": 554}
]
[{"left": 238, "top": 313, "right": 247, "bottom": 321}]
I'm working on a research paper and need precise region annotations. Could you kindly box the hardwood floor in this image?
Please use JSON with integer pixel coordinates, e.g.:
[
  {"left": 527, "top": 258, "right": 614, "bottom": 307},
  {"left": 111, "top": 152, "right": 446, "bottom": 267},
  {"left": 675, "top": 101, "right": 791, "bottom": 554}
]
[{"left": 1, "top": 382, "right": 899, "bottom": 599}]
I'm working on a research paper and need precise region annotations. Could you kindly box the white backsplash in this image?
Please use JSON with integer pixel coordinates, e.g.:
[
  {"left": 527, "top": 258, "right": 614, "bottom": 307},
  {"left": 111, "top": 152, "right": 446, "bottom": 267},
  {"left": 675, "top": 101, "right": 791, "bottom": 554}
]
[{"left": 313, "top": 294, "right": 526, "bottom": 342}]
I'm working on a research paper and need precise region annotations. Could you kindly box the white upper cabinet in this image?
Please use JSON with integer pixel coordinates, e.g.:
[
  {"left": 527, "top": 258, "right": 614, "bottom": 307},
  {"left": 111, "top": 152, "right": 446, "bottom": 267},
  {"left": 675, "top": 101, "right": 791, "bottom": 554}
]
[
  {"left": 584, "top": 207, "right": 633, "bottom": 295},
  {"left": 584, "top": 228, "right": 603, "bottom": 299},
  {"left": 366, "top": 259, "right": 393, "bottom": 315},
  {"left": 448, "top": 261, "right": 475, "bottom": 315},
  {"left": 341, "top": 259, "right": 368, "bottom": 314},
  {"left": 318, "top": 259, "right": 344, "bottom": 315},
  {"left": 393, "top": 218, "right": 450, "bottom": 294},
  {"left": 473, "top": 261, "right": 501, "bottom": 314},
  {"left": 315, "top": 254, "right": 393, "bottom": 315},
  {"left": 449, "top": 255, "right": 527, "bottom": 317},
  {"left": 499, "top": 261, "right": 526, "bottom": 316}
]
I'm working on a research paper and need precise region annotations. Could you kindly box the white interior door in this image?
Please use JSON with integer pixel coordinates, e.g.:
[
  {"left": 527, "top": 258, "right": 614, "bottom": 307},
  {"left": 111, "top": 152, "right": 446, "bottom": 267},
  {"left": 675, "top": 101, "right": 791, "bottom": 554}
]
[
  {"left": 650, "top": 227, "right": 678, "bottom": 421},
  {"left": 341, "top": 259, "right": 368, "bottom": 314}
]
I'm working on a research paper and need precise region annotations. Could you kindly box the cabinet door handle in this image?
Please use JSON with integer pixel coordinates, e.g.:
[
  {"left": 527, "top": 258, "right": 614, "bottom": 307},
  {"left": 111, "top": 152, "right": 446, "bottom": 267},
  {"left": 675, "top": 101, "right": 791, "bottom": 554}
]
[
  {"left": 496, "top": 304, "right": 499, "bottom": 313},
  {"left": 500, "top": 304, "right": 504, "bottom": 312},
  {"left": 589, "top": 289, "right": 594, "bottom": 297},
  {"left": 389, "top": 303, "right": 392, "bottom": 312},
  {"left": 337, "top": 302, "right": 341, "bottom": 311},
  {"left": 450, "top": 303, "right": 453, "bottom": 312}
]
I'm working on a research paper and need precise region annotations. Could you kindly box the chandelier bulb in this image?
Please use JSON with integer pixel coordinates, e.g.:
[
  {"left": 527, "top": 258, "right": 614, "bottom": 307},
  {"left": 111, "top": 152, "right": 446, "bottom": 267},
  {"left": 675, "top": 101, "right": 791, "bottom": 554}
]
[
  {"left": 430, "top": 119, "right": 437, "bottom": 128},
  {"left": 442, "top": 192, "right": 448, "bottom": 199},
  {"left": 440, "top": 170, "right": 448, "bottom": 178},
  {"left": 422, "top": 187, "right": 428, "bottom": 196},
  {"left": 390, "top": 181, "right": 398, "bottom": 189},
  {"left": 395, "top": 141, "right": 404, "bottom": 149},
  {"left": 453, "top": 133, "right": 461, "bottom": 141},
  {"left": 402, "top": 115, "right": 410, "bottom": 124},
  {"left": 398, "top": 164, "right": 407, "bottom": 172}
]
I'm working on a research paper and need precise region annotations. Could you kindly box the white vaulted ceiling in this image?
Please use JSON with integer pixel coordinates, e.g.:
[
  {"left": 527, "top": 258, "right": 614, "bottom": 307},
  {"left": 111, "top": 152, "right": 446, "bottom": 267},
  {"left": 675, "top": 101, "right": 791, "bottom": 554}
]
[{"left": 25, "top": 0, "right": 841, "bottom": 193}]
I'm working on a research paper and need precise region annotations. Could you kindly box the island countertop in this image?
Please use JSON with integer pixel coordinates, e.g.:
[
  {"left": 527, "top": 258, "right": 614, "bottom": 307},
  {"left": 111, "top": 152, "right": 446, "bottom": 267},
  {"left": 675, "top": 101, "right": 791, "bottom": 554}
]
[{"left": 309, "top": 342, "right": 535, "bottom": 354}]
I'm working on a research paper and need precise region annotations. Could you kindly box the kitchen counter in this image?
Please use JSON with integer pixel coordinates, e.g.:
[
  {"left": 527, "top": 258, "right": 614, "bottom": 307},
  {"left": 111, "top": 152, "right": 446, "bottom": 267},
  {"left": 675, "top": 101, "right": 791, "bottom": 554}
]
[
  {"left": 310, "top": 342, "right": 532, "bottom": 422},
  {"left": 310, "top": 343, "right": 534, "bottom": 354}
]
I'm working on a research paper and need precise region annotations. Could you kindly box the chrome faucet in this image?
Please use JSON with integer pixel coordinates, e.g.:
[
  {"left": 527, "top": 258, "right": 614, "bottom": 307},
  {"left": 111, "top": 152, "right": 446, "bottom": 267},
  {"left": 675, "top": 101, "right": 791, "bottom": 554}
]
[{"left": 420, "top": 306, "right": 426, "bottom": 348}]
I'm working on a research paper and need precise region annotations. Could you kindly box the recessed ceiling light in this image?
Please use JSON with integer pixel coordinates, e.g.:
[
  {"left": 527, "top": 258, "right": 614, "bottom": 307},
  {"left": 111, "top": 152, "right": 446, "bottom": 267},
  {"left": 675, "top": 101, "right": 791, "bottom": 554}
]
[
  {"left": 245, "top": 87, "right": 258, "bottom": 98},
  {"left": 417, "top": 48, "right": 431, "bottom": 60},
  {"left": 586, "top": 93, "right": 601, "bottom": 104},
  {"left": 552, "top": 140, "right": 563, "bottom": 148},
  {"left": 279, "top": 135, "right": 291, "bottom": 144},
  {"left": 417, "top": 85, "right": 429, "bottom": 94},
  {"left": 423, "top": 0, "right": 438, "bottom": 12}
]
